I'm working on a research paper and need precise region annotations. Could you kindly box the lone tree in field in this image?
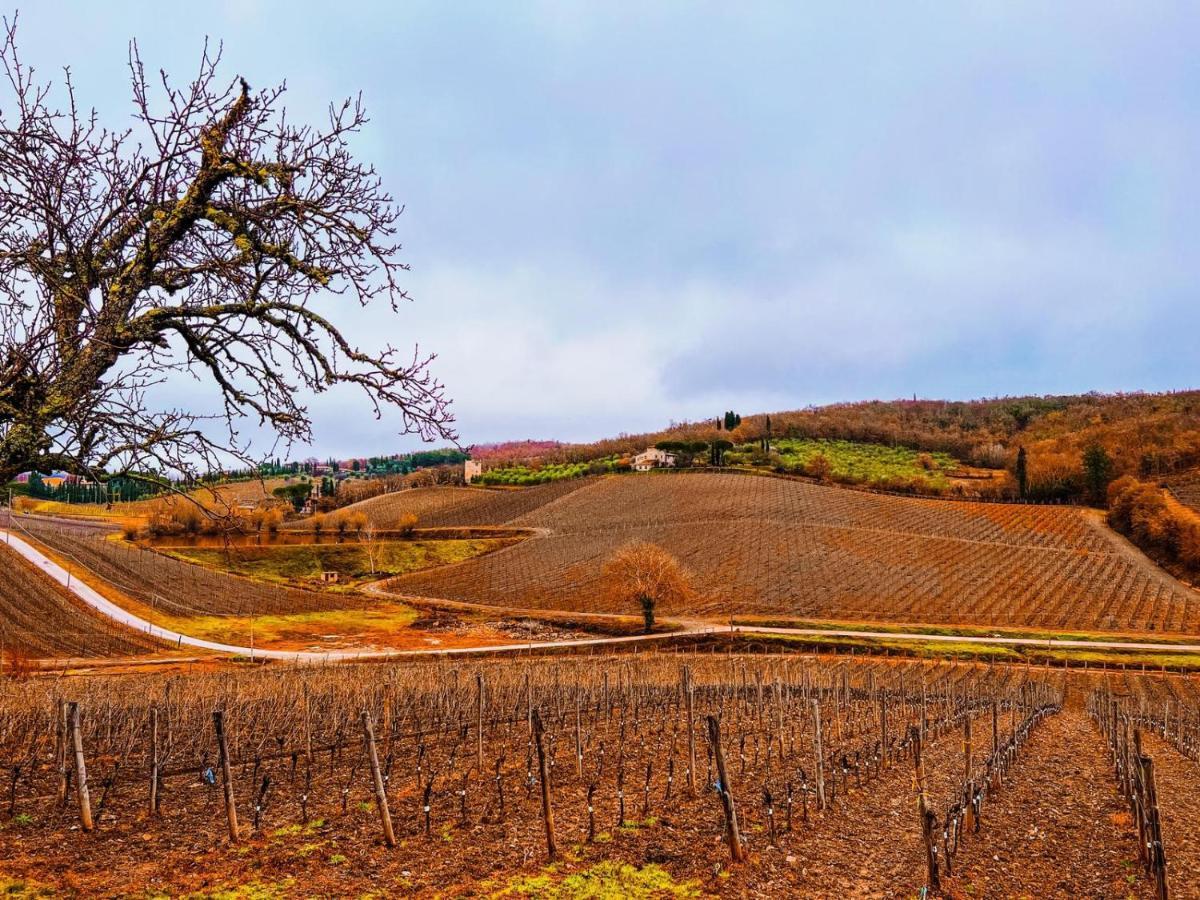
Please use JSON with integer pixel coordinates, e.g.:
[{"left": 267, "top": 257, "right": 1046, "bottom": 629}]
[
  {"left": 0, "top": 21, "right": 453, "bottom": 487},
  {"left": 601, "top": 542, "right": 692, "bottom": 633}
]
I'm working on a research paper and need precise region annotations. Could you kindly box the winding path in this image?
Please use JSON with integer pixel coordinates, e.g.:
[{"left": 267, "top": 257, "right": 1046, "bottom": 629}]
[
  {"left": 9, "top": 523, "right": 1200, "bottom": 666},
  {"left": 0, "top": 528, "right": 691, "bottom": 663}
]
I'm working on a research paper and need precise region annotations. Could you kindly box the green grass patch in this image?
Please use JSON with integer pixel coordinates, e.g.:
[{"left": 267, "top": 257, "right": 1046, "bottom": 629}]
[
  {"left": 160, "top": 538, "right": 508, "bottom": 588},
  {"left": 730, "top": 437, "right": 957, "bottom": 488},
  {"left": 723, "top": 629, "right": 1200, "bottom": 670},
  {"left": 492, "top": 861, "right": 701, "bottom": 898},
  {"left": 475, "top": 458, "right": 621, "bottom": 486},
  {"left": 0, "top": 877, "right": 54, "bottom": 897},
  {"left": 182, "top": 881, "right": 294, "bottom": 900},
  {"left": 155, "top": 602, "right": 420, "bottom": 648}
]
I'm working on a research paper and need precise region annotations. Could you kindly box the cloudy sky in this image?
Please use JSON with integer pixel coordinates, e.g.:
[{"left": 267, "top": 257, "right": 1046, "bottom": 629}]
[{"left": 15, "top": 3, "right": 1200, "bottom": 457}]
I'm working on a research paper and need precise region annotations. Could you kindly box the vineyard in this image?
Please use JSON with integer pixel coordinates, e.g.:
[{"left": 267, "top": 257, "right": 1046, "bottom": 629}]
[
  {"left": 384, "top": 472, "right": 1200, "bottom": 634},
  {"left": 0, "top": 541, "right": 163, "bottom": 659},
  {"left": 11, "top": 518, "right": 362, "bottom": 621},
  {"left": 5, "top": 651, "right": 1168, "bottom": 898},
  {"left": 324, "top": 478, "right": 597, "bottom": 530},
  {"left": 1, "top": 518, "right": 623, "bottom": 656}
]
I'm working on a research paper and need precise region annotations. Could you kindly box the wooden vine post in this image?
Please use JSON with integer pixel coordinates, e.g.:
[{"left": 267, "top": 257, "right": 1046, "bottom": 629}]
[
  {"left": 992, "top": 699, "right": 1000, "bottom": 757},
  {"left": 149, "top": 706, "right": 160, "bottom": 815},
  {"left": 55, "top": 699, "right": 69, "bottom": 806},
  {"left": 878, "top": 693, "right": 888, "bottom": 768},
  {"left": 212, "top": 711, "right": 239, "bottom": 842},
  {"left": 706, "top": 715, "right": 745, "bottom": 862},
  {"left": 302, "top": 682, "right": 313, "bottom": 767},
  {"left": 683, "top": 665, "right": 697, "bottom": 794},
  {"left": 361, "top": 710, "right": 396, "bottom": 848},
  {"left": 911, "top": 725, "right": 939, "bottom": 891},
  {"left": 1139, "top": 752, "right": 1169, "bottom": 900},
  {"left": 574, "top": 690, "right": 583, "bottom": 779},
  {"left": 811, "top": 699, "right": 826, "bottom": 810},
  {"left": 962, "top": 714, "right": 974, "bottom": 832},
  {"left": 67, "top": 702, "right": 93, "bottom": 832},
  {"left": 476, "top": 673, "right": 485, "bottom": 773},
  {"left": 531, "top": 709, "right": 558, "bottom": 860}
]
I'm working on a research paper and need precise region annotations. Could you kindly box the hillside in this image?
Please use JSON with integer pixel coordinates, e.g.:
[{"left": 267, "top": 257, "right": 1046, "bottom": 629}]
[
  {"left": 323, "top": 478, "right": 597, "bottom": 529},
  {"left": 482, "top": 391, "right": 1200, "bottom": 502},
  {"left": 13, "top": 476, "right": 294, "bottom": 521},
  {"left": 383, "top": 471, "right": 1200, "bottom": 634},
  {"left": 0, "top": 541, "right": 164, "bottom": 658}
]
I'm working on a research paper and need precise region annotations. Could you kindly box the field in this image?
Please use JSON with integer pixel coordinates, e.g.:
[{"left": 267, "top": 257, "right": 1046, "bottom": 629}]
[
  {"left": 6, "top": 467, "right": 1200, "bottom": 895},
  {"left": 732, "top": 437, "right": 960, "bottom": 487},
  {"left": 326, "top": 478, "right": 597, "bottom": 529},
  {"left": 474, "top": 459, "right": 621, "bottom": 486},
  {"left": 159, "top": 536, "right": 516, "bottom": 589},
  {"left": 0, "top": 541, "right": 164, "bottom": 659},
  {"left": 0, "top": 651, "right": 1141, "bottom": 899},
  {"left": 381, "top": 472, "right": 1200, "bottom": 634}
]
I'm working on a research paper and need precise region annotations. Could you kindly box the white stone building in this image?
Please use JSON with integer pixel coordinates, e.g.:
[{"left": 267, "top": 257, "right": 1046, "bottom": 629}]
[{"left": 631, "top": 447, "right": 677, "bottom": 472}]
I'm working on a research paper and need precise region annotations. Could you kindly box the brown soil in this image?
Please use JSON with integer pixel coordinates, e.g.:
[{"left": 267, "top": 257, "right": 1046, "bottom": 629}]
[
  {"left": 1139, "top": 730, "right": 1200, "bottom": 897},
  {"left": 943, "top": 710, "right": 1150, "bottom": 899}
]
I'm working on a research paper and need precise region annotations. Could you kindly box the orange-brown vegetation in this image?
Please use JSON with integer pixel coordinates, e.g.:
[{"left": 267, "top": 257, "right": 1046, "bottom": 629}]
[
  {"left": 1108, "top": 476, "right": 1200, "bottom": 580},
  {"left": 600, "top": 542, "right": 692, "bottom": 632}
]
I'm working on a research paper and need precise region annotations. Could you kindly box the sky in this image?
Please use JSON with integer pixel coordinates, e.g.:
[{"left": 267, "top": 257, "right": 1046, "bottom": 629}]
[{"left": 12, "top": 2, "right": 1200, "bottom": 458}]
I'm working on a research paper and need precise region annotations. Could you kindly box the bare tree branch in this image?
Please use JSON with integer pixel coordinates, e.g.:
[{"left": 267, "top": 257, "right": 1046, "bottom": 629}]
[{"left": 0, "top": 17, "right": 454, "bottom": 486}]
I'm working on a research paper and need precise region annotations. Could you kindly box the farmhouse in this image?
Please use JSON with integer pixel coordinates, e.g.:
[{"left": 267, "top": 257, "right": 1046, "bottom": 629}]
[
  {"left": 464, "top": 459, "right": 483, "bottom": 484},
  {"left": 631, "top": 447, "right": 677, "bottom": 472}
]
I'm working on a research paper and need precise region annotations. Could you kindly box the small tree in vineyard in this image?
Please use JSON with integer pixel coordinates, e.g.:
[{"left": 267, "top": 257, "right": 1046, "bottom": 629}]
[{"left": 601, "top": 542, "right": 692, "bottom": 633}]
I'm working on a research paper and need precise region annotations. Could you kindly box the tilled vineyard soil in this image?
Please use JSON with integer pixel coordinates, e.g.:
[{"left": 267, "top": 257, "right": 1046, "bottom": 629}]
[
  {"left": 1140, "top": 730, "right": 1200, "bottom": 897},
  {"left": 0, "top": 660, "right": 1164, "bottom": 898},
  {"left": 943, "top": 710, "right": 1150, "bottom": 899},
  {"left": 0, "top": 712, "right": 1147, "bottom": 898}
]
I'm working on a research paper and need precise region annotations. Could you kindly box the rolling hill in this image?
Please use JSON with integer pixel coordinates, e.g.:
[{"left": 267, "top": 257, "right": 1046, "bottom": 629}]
[{"left": 381, "top": 471, "right": 1199, "bottom": 634}]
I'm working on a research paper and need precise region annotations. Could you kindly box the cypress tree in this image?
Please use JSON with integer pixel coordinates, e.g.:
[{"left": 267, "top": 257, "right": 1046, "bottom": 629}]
[{"left": 1015, "top": 446, "right": 1028, "bottom": 499}]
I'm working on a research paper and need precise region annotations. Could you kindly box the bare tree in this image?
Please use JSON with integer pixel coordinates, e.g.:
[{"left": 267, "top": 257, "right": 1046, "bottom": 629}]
[
  {"left": 601, "top": 541, "right": 692, "bottom": 633},
  {"left": 358, "top": 522, "right": 381, "bottom": 575},
  {"left": 0, "top": 19, "right": 453, "bottom": 487}
]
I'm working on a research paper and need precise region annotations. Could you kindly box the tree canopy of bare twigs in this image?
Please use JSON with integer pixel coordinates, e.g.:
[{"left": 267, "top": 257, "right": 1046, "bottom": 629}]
[
  {"left": 600, "top": 541, "right": 692, "bottom": 633},
  {"left": 0, "top": 19, "right": 454, "bottom": 487}
]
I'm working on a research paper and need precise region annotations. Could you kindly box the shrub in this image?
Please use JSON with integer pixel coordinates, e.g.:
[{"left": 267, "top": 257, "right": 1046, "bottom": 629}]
[
  {"left": 395, "top": 512, "right": 419, "bottom": 537},
  {"left": 1108, "top": 476, "right": 1200, "bottom": 577}
]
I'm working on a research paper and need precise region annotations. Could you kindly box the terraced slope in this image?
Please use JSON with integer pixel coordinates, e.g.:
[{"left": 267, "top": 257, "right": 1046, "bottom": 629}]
[{"left": 385, "top": 472, "right": 1200, "bottom": 632}]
